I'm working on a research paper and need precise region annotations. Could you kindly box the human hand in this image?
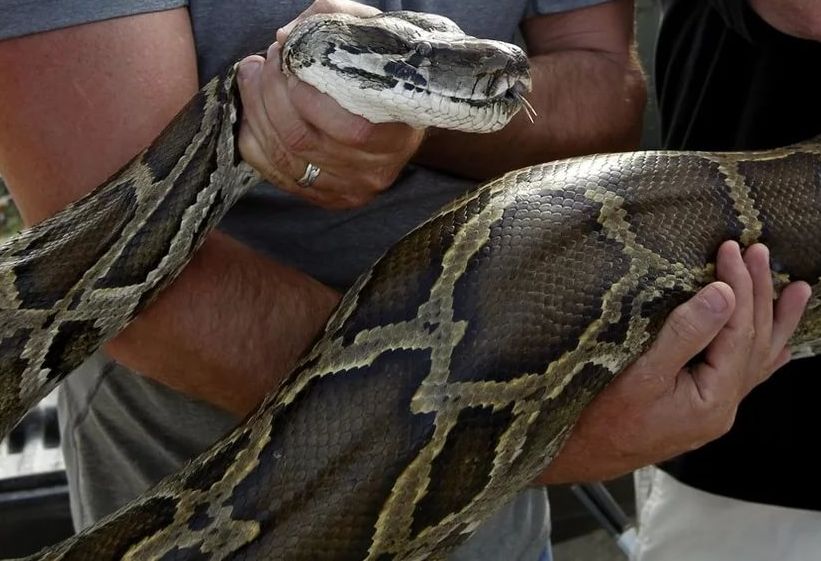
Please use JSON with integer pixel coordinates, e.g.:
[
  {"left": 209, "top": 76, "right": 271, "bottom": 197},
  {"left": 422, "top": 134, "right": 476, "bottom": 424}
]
[
  {"left": 236, "top": 0, "right": 425, "bottom": 209},
  {"left": 538, "top": 241, "right": 811, "bottom": 484}
]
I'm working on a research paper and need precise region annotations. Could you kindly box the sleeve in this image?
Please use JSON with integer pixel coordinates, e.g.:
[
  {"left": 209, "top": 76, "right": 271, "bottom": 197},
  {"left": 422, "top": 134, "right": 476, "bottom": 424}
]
[
  {"left": 0, "top": 0, "right": 188, "bottom": 41},
  {"left": 526, "top": 0, "right": 611, "bottom": 16}
]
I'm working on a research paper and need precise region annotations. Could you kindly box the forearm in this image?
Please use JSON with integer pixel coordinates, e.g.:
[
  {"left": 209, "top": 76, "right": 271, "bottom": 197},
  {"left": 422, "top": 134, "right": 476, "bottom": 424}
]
[
  {"left": 748, "top": 0, "right": 821, "bottom": 40},
  {"left": 0, "top": 12, "right": 342, "bottom": 418},
  {"left": 106, "top": 230, "right": 340, "bottom": 417}
]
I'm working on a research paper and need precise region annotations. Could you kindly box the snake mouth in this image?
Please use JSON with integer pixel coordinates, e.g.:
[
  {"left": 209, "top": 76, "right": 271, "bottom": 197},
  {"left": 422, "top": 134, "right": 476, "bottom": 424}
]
[
  {"left": 428, "top": 77, "right": 535, "bottom": 129},
  {"left": 451, "top": 78, "right": 531, "bottom": 104},
  {"left": 376, "top": 76, "right": 533, "bottom": 133},
  {"left": 500, "top": 79, "right": 533, "bottom": 106},
  {"left": 503, "top": 80, "right": 537, "bottom": 122}
]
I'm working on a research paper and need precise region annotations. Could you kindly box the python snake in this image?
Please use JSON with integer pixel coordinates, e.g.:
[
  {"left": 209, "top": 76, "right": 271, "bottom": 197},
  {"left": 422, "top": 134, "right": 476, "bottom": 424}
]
[{"left": 1, "top": 10, "right": 820, "bottom": 561}]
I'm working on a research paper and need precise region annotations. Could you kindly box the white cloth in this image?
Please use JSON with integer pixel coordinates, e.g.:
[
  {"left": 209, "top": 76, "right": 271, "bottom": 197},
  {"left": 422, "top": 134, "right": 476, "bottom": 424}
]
[{"left": 633, "top": 466, "right": 821, "bottom": 561}]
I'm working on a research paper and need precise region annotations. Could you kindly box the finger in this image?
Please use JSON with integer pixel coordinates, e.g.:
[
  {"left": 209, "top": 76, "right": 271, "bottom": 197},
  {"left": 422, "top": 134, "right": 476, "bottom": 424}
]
[
  {"left": 743, "top": 243, "right": 781, "bottom": 376},
  {"left": 286, "top": 75, "right": 423, "bottom": 154},
  {"left": 702, "top": 241, "right": 754, "bottom": 370},
  {"left": 283, "top": 149, "right": 391, "bottom": 209},
  {"left": 771, "top": 280, "right": 812, "bottom": 352},
  {"left": 716, "top": 241, "right": 754, "bottom": 333},
  {"left": 237, "top": 55, "right": 295, "bottom": 187},
  {"left": 258, "top": 43, "right": 321, "bottom": 158},
  {"left": 693, "top": 241, "right": 760, "bottom": 398},
  {"left": 255, "top": 46, "right": 414, "bottom": 172},
  {"left": 238, "top": 46, "right": 325, "bottom": 190},
  {"left": 744, "top": 243, "right": 774, "bottom": 355},
  {"left": 239, "top": 50, "right": 400, "bottom": 205},
  {"left": 770, "top": 346, "right": 792, "bottom": 373},
  {"left": 277, "top": 0, "right": 381, "bottom": 44},
  {"left": 638, "top": 281, "right": 735, "bottom": 376},
  {"left": 287, "top": 162, "right": 353, "bottom": 204}
]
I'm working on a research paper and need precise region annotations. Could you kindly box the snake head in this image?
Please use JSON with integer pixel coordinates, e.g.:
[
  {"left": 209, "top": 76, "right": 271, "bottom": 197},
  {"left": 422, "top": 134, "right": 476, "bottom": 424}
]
[{"left": 282, "top": 11, "right": 532, "bottom": 133}]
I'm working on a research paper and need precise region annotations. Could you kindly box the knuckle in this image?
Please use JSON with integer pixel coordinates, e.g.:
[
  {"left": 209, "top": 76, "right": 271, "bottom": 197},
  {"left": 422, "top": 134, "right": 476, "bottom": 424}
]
[
  {"left": 279, "top": 122, "right": 313, "bottom": 153},
  {"left": 392, "top": 126, "right": 424, "bottom": 155},
  {"left": 362, "top": 178, "right": 382, "bottom": 194},
  {"left": 668, "top": 307, "right": 701, "bottom": 343},
  {"left": 625, "top": 353, "right": 653, "bottom": 377},
  {"left": 239, "top": 128, "right": 282, "bottom": 182},
  {"left": 269, "top": 154, "right": 294, "bottom": 184},
  {"left": 405, "top": 126, "right": 426, "bottom": 150},
  {"left": 360, "top": 167, "right": 396, "bottom": 193},
  {"left": 311, "top": 0, "right": 334, "bottom": 12},
  {"left": 374, "top": 165, "right": 401, "bottom": 189},
  {"left": 254, "top": 135, "right": 292, "bottom": 177},
  {"left": 347, "top": 118, "right": 379, "bottom": 148}
]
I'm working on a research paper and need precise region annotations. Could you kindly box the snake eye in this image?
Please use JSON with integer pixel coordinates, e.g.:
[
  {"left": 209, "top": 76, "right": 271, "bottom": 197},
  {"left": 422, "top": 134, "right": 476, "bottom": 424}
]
[{"left": 416, "top": 41, "right": 433, "bottom": 56}]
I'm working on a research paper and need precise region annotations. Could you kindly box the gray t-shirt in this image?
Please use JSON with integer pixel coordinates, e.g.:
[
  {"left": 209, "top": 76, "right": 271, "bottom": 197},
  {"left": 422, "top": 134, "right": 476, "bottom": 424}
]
[{"left": 3, "top": 1, "right": 607, "bottom": 559}]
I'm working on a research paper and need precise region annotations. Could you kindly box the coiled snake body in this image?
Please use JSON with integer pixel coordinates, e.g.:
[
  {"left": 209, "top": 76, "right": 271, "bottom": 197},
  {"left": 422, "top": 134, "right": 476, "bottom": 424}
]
[{"left": 1, "top": 11, "right": 820, "bottom": 561}]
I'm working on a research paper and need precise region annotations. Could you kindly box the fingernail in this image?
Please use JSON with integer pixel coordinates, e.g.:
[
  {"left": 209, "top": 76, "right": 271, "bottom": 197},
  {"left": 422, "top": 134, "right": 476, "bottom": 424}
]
[
  {"left": 703, "top": 285, "right": 729, "bottom": 313},
  {"left": 238, "top": 59, "right": 262, "bottom": 82}
]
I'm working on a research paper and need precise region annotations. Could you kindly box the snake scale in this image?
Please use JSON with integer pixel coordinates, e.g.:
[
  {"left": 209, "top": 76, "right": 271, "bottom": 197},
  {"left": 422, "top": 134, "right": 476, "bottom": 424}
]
[{"left": 1, "top": 10, "right": 821, "bottom": 561}]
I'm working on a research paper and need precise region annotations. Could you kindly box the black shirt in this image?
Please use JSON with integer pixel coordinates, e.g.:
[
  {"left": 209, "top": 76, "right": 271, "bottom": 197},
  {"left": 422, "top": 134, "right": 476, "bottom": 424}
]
[{"left": 655, "top": 0, "right": 821, "bottom": 510}]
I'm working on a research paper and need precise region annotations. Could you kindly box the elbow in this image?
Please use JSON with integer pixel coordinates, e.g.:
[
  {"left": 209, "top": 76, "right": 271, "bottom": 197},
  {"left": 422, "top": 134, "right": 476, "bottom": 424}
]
[{"left": 749, "top": 0, "right": 821, "bottom": 41}]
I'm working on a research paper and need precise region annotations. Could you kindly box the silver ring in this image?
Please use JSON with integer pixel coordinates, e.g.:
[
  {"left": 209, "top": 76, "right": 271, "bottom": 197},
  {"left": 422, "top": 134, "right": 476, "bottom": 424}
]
[{"left": 296, "top": 162, "right": 321, "bottom": 188}]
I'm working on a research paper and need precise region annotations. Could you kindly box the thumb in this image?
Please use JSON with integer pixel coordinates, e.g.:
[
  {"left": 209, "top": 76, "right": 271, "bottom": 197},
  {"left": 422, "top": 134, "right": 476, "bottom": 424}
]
[{"left": 640, "top": 281, "right": 736, "bottom": 375}]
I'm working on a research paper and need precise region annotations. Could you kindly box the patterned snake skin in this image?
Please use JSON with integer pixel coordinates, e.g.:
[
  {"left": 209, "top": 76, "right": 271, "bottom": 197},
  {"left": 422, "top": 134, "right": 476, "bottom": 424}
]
[{"left": 1, "top": 10, "right": 821, "bottom": 561}]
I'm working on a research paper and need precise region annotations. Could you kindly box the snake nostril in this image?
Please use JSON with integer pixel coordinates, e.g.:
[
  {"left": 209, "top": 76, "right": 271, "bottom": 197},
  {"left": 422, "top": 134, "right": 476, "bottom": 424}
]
[{"left": 416, "top": 41, "right": 433, "bottom": 57}]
